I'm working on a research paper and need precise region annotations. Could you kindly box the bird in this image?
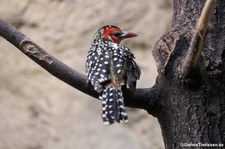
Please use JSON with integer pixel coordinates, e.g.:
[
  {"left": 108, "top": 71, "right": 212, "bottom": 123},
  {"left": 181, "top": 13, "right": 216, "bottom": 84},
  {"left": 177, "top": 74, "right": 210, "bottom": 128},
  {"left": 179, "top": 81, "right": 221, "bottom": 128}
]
[{"left": 86, "top": 25, "right": 141, "bottom": 125}]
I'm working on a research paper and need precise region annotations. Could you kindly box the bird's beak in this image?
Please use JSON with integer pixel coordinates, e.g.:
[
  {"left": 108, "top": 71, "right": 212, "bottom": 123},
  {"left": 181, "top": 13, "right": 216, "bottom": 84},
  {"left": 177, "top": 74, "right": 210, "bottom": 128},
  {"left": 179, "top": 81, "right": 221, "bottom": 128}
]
[{"left": 120, "top": 31, "right": 138, "bottom": 39}]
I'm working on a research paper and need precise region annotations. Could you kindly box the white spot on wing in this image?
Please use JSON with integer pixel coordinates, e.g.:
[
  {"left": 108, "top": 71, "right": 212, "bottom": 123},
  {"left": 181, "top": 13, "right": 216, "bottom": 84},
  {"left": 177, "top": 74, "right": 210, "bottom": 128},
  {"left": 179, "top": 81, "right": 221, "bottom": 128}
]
[{"left": 104, "top": 61, "right": 108, "bottom": 64}]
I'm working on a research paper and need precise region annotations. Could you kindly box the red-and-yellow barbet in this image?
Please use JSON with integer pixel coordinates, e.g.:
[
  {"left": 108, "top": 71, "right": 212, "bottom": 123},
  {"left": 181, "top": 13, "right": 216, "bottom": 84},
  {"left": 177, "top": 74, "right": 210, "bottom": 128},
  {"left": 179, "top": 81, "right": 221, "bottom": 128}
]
[{"left": 86, "top": 25, "right": 141, "bottom": 125}]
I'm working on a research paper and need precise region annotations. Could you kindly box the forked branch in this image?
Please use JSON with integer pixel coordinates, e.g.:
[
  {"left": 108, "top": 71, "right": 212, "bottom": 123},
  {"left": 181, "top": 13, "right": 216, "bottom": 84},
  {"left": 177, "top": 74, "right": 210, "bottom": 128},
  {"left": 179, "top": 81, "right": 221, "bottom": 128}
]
[
  {"left": 0, "top": 18, "right": 159, "bottom": 111},
  {"left": 180, "top": 0, "right": 216, "bottom": 77}
]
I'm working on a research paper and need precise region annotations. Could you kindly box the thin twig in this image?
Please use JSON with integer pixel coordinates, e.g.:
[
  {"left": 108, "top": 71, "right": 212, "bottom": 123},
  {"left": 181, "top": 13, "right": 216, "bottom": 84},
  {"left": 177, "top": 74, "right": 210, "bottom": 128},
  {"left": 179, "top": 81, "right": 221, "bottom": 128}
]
[
  {"left": 0, "top": 18, "right": 158, "bottom": 110},
  {"left": 180, "top": 0, "right": 216, "bottom": 77}
]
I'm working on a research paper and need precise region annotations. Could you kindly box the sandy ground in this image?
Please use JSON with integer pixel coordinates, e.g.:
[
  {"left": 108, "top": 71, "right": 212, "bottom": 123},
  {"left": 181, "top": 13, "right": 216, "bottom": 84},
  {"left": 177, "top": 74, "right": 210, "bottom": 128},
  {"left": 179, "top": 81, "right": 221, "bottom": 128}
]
[{"left": 0, "top": 0, "right": 172, "bottom": 149}]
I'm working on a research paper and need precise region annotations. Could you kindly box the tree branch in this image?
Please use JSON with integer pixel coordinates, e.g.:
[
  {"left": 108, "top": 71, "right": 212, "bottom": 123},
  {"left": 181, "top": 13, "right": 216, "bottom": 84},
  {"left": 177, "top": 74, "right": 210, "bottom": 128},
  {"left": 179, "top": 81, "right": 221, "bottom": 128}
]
[
  {"left": 180, "top": 0, "right": 216, "bottom": 77},
  {"left": 0, "top": 18, "right": 159, "bottom": 110}
]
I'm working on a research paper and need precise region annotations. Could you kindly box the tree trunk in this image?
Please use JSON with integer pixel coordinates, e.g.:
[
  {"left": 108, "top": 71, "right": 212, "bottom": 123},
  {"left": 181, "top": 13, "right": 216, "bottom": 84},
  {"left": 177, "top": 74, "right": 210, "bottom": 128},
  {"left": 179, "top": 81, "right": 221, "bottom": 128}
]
[{"left": 152, "top": 0, "right": 225, "bottom": 148}]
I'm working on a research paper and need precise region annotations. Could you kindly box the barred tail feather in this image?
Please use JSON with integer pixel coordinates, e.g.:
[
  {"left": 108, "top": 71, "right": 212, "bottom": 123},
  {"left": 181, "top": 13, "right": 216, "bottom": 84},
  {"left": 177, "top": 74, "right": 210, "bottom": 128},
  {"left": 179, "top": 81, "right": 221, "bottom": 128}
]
[
  {"left": 100, "top": 88, "right": 114, "bottom": 125},
  {"left": 100, "top": 86, "right": 128, "bottom": 125},
  {"left": 115, "top": 87, "right": 128, "bottom": 123}
]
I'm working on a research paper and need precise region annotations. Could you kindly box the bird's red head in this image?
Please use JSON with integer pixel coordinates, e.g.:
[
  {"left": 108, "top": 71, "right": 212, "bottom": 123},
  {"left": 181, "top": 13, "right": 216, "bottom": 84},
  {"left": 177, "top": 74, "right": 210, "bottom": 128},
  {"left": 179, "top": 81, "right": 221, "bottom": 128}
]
[{"left": 94, "top": 25, "right": 137, "bottom": 44}]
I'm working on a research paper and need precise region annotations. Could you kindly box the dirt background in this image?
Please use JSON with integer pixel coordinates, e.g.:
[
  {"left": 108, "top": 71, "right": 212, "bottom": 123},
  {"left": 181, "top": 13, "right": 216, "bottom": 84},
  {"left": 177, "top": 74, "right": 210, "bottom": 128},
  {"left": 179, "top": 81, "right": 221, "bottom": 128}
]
[{"left": 0, "top": 0, "right": 172, "bottom": 149}]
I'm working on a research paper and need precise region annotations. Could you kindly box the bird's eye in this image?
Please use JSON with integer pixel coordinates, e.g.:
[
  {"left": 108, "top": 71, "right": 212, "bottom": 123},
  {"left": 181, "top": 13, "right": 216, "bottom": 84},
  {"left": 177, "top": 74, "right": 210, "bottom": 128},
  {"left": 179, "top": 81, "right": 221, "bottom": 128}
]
[{"left": 113, "top": 33, "right": 121, "bottom": 37}]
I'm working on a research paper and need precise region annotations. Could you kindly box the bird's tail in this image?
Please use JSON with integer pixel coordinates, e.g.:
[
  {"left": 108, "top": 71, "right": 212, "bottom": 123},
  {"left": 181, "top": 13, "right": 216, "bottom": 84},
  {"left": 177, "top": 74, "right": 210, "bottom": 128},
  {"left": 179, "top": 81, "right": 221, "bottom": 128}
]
[{"left": 100, "top": 86, "right": 128, "bottom": 125}]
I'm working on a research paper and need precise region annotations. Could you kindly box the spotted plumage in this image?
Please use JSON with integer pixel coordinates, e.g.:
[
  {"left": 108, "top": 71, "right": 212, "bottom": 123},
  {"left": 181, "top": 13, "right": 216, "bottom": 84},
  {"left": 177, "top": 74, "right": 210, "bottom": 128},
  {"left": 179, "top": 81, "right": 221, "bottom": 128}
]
[{"left": 86, "top": 25, "right": 141, "bottom": 125}]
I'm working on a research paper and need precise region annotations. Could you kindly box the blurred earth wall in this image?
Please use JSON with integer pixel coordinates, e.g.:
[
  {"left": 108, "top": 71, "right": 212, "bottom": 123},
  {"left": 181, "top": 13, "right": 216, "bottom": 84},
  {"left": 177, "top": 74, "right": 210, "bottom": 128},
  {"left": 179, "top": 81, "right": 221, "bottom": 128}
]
[{"left": 0, "top": 0, "right": 172, "bottom": 149}]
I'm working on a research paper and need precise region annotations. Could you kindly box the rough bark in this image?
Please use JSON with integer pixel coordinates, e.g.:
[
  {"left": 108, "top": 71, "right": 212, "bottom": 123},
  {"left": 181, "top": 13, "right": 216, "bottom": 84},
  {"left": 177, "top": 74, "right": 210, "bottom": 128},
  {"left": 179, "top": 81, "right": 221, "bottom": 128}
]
[
  {"left": 0, "top": 0, "right": 225, "bottom": 149},
  {"left": 152, "top": 0, "right": 225, "bottom": 148}
]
